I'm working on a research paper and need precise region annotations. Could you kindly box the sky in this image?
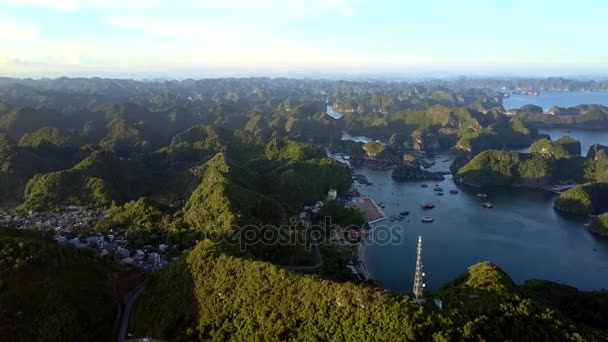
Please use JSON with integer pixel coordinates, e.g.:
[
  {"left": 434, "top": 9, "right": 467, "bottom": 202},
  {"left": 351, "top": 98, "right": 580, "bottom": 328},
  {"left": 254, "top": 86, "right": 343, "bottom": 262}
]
[{"left": 1, "top": 0, "right": 608, "bottom": 78}]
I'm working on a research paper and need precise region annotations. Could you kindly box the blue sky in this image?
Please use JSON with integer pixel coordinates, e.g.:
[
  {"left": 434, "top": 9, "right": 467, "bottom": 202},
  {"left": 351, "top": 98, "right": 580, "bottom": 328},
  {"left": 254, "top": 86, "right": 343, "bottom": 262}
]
[{"left": 1, "top": 0, "right": 608, "bottom": 78}]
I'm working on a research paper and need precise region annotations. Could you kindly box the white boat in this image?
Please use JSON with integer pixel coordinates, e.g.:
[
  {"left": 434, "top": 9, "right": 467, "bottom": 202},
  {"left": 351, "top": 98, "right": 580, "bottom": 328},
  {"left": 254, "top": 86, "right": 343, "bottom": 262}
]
[
  {"left": 482, "top": 202, "right": 493, "bottom": 208},
  {"left": 477, "top": 193, "right": 488, "bottom": 198},
  {"left": 421, "top": 216, "right": 433, "bottom": 223}
]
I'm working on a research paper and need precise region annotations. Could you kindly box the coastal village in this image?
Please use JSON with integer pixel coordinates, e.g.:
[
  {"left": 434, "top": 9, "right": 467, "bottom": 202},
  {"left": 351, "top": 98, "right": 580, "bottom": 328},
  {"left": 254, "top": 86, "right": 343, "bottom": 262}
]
[{"left": 0, "top": 206, "right": 177, "bottom": 272}]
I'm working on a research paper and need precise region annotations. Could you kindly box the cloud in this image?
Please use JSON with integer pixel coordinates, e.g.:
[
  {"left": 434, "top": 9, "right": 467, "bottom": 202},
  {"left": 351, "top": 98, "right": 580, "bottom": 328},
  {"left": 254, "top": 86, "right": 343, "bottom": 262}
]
[
  {"left": 2, "top": 0, "right": 363, "bottom": 18},
  {"left": 1, "top": 0, "right": 79, "bottom": 11},
  {"left": 0, "top": 19, "right": 38, "bottom": 42}
]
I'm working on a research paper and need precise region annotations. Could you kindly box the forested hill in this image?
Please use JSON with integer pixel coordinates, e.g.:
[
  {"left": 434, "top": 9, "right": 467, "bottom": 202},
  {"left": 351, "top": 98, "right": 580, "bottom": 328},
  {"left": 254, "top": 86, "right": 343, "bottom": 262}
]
[
  {"left": 133, "top": 240, "right": 608, "bottom": 341},
  {"left": 436, "top": 77, "right": 608, "bottom": 92},
  {"left": 0, "top": 77, "right": 528, "bottom": 209},
  {"left": 0, "top": 228, "right": 115, "bottom": 341},
  {"left": 2, "top": 77, "right": 608, "bottom": 341}
]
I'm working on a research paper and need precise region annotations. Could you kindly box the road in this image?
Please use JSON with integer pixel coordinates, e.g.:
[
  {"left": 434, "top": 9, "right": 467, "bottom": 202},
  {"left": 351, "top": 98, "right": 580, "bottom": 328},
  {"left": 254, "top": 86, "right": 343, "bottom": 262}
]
[
  {"left": 117, "top": 286, "right": 144, "bottom": 342},
  {"left": 283, "top": 238, "right": 324, "bottom": 272}
]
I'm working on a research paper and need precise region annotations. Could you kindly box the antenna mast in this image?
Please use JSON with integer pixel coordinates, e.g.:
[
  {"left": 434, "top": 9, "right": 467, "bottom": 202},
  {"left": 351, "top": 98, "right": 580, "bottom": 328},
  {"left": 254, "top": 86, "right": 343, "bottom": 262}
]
[{"left": 412, "top": 235, "right": 425, "bottom": 302}]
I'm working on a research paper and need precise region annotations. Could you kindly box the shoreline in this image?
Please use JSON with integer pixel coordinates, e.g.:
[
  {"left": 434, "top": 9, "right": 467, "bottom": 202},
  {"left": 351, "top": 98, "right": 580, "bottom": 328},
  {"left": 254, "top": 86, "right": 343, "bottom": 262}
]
[
  {"left": 454, "top": 177, "right": 576, "bottom": 194},
  {"left": 356, "top": 242, "right": 372, "bottom": 281},
  {"left": 353, "top": 196, "right": 387, "bottom": 224}
]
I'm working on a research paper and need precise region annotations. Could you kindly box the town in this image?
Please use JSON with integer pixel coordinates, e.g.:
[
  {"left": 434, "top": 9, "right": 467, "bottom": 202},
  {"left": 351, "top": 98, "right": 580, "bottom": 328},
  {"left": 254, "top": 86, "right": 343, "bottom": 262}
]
[{"left": 0, "top": 206, "right": 178, "bottom": 272}]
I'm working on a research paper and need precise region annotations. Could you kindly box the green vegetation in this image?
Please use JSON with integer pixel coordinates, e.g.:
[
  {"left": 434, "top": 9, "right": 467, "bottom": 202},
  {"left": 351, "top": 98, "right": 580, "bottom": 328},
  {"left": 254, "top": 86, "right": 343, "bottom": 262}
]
[
  {"left": 157, "top": 124, "right": 267, "bottom": 165},
  {"left": 135, "top": 240, "right": 430, "bottom": 341},
  {"left": 359, "top": 142, "right": 401, "bottom": 162},
  {"left": 587, "top": 144, "right": 608, "bottom": 160},
  {"left": 18, "top": 126, "right": 87, "bottom": 169},
  {"left": 0, "top": 228, "right": 114, "bottom": 342},
  {"left": 319, "top": 200, "right": 365, "bottom": 227},
  {"left": 555, "top": 136, "right": 581, "bottom": 156},
  {"left": 20, "top": 170, "right": 115, "bottom": 211},
  {"left": 457, "top": 136, "right": 606, "bottom": 188},
  {"left": 0, "top": 133, "right": 45, "bottom": 207},
  {"left": 453, "top": 128, "right": 502, "bottom": 154},
  {"left": 183, "top": 153, "right": 286, "bottom": 235},
  {"left": 18, "top": 150, "right": 165, "bottom": 211},
  {"left": 267, "top": 158, "right": 352, "bottom": 210},
  {"left": 456, "top": 150, "right": 521, "bottom": 186},
  {"left": 18, "top": 126, "right": 81, "bottom": 149},
  {"left": 518, "top": 104, "right": 608, "bottom": 129},
  {"left": 264, "top": 137, "right": 325, "bottom": 161},
  {"left": 0, "top": 107, "right": 62, "bottom": 140},
  {"left": 99, "top": 119, "right": 150, "bottom": 157},
  {"left": 402, "top": 153, "right": 419, "bottom": 167},
  {"left": 529, "top": 136, "right": 580, "bottom": 159},
  {"left": 583, "top": 158, "right": 608, "bottom": 183},
  {"left": 2, "top": 77, "right": 608, "bottom": 341},
  {"left": 554, "top": 183, "right": 608, "bottom": 216},
  {"left": 94, "top": 198, "right": 190, "bottom": 248},
  {"left": 134, "top": 241, "right": 608, "bottom": 341},
  {"left": 588, "top": 215, "right": 608, "bottom": 235},
  {"left": 517, "top": 153, "right": 552, "bottom": 186}
]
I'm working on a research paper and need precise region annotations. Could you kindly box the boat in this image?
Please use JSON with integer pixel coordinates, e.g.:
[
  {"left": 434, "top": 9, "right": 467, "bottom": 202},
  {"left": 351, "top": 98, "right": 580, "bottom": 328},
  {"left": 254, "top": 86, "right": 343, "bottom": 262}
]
[
  {"left": 421, "top": 203, "right": 435, "bottom": 209},
  {"left": 477, "top": 193, "right": 488, "bottom": 198},
  {"left": 482, "top": 202, "right": 493, "bottom": 208},
  {"left": 399, "top": 211, "right": 410, "bottom": 216},
  {"left": 421, "top": 184, "right": 428, "bottom": 188},
  {"left": 434, "top": 186, "right": 443, "bottom": 191},
  {"left": 421, "top": 216, "right": 433, "bottom": 223},
  {"left": 449, "top": 190, "right": 459, "bottom": 194},
  {"left": 435, "top": 191, "right": 444, "bottom": 196}
]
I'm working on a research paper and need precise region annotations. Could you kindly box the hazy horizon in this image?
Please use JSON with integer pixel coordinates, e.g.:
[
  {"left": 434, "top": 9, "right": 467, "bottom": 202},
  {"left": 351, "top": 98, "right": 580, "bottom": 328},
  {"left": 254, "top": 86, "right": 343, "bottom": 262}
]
[{"left": 2, "top": 0, "right": 608, "bottom": 78}]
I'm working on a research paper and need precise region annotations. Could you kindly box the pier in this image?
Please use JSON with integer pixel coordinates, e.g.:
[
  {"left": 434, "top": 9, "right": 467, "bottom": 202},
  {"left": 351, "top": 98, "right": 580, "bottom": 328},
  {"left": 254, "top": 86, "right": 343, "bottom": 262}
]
[{"left": 353, "top": 197, "right": 386, "bottom": 224}]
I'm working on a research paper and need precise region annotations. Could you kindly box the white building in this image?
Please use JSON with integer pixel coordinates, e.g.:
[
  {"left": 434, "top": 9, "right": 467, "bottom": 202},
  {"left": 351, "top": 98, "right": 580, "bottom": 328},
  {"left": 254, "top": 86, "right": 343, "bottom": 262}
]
[{"left": 328, "top": 189, "right": 337, "bottom": 200}]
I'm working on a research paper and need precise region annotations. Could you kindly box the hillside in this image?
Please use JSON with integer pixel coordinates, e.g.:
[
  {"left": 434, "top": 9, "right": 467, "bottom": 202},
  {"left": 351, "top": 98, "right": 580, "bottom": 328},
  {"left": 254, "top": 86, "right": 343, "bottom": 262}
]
[
  {"left": 554, "top": 183, "right": 608, "bottom": 216},
  {"left": 455, "top": 136, "right": 608, "bottom": 188},
  {"left": 133, "top": 241, "right": 608, "bottom": 341},
  {"left": 0, "top": 228, "right": 115, "bottom": 342},
  {"left": 183, "top": 153, "right": 286, "bottom": 235},
  {"left": 19, "top": 150, "right": 161, "bottom": 211}
]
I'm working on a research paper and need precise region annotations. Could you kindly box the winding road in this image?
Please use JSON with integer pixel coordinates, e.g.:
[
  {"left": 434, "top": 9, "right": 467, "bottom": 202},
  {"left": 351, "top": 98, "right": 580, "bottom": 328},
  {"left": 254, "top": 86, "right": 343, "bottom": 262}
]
[{"left": 117, "top": 286, "right": 144, "bottom": 342}]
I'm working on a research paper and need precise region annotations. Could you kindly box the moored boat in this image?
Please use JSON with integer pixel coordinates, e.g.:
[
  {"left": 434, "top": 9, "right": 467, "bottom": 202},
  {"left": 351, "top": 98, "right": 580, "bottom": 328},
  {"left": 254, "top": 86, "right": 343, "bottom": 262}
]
[
  {"left": 421, "top": 216, "right": 433, "bottom": 223},
  {"left": 421, "top": 203, "right": 435, "bottom": 209}
]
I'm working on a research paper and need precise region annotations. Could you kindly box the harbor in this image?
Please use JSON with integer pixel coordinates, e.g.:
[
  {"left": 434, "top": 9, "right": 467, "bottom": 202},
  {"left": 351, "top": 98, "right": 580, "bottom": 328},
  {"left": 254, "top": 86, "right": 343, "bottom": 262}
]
[
  {"left": 351, "top": 163, "right": 608, "bottom": 293},
  {"left": 352, "top": 196, "right": 386, "bottom": 224}
]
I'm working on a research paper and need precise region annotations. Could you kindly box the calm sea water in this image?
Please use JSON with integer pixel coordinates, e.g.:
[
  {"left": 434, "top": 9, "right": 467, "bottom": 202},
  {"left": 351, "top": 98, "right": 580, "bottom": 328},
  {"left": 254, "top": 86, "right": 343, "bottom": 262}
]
[
  {"left": 503, "top": 91, "right": 608, "bottom": 111},
  {"left": 329, "top": 93, "right": 608, "bottom": 291},
  {"left": 538, "top": 128, "right": 608, "bottom": 156},
  {"left": 357, "top": 166, "right": 608, "bottom": 292}
]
